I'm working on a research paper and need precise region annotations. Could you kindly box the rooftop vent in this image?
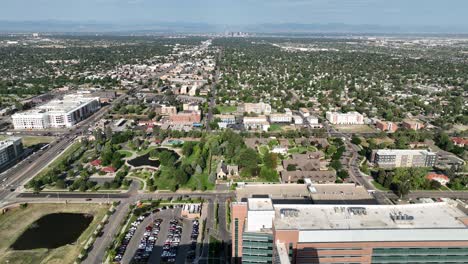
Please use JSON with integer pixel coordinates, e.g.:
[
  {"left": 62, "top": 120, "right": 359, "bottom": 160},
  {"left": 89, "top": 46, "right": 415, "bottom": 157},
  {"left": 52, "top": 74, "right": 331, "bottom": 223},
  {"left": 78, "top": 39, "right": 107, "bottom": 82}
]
[
  {"left": 348, "top": 207, "right": 367, "bottom": 215},
  {"left": 390, "top": 212, "right": 414, "bottom": 222}
]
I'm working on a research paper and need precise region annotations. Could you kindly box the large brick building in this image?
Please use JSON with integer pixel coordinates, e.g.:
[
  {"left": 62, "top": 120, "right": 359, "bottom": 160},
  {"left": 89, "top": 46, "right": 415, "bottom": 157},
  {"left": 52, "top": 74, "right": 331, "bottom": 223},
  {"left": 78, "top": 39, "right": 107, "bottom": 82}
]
[{"left": 232, "top": 198, "right": 468, "bottom": 264}]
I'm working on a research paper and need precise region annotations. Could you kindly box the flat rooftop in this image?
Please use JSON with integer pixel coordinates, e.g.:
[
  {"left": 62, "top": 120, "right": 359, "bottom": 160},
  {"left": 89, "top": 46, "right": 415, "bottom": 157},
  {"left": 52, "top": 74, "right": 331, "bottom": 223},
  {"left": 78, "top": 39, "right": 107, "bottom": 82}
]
[
  {"left": 309, "top": 184, "right": 375, "bottom": 204},
  {"left": 273, "top": 203, "right": 468, "bottom": 231},
  {"left": 236, "top": 183, "right": 374, "bottom": 204},
  {"left": 248, "top": 198, "right": 274, "bottom": 211},
  {"left": 237, "top": 183, "right": 310, "bottom": 201},
  {"left": 375, "top": 149, "right": 434, "bottom": 155},
  {"left": 13, "top": 95, "right": 98, "bottom": 116}
]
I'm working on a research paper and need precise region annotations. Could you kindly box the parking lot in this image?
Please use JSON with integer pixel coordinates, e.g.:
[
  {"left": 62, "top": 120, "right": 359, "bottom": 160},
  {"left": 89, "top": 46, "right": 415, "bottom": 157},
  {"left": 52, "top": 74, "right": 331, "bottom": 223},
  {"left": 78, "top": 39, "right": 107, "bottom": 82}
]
[{"left": 118, "top": 206, "right": 200, "bottom": 264}]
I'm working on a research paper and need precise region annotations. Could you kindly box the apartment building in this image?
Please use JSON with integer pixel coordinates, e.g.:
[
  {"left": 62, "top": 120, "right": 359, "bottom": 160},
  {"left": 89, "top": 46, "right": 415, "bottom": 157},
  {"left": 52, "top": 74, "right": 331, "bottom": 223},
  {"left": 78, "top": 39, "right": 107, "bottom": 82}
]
[
  {"left": 269, "top": 114, "right": 292, "bottom": 123},
  {"left": 232, "top": 198, "right": 468, "bottom": 264},
  {"left": 169, "top": 110, "right": 201, "bottom": 124},
  {"left": 326, "top": 111, "right": 364, "bottom": 125},
  {"left": 12, "top": 94, "right": 100, "bottom": 129},
  {"left": 0, "top": 137, "right": 24, "bottom": 170},
  {"left": 402, "top": 120, "right": 424, "bottom": 130},
  {"left": 376, "top": 120, "right": 398, "bottom": 133},
  {"left": 243, "top": 116, "right": 270, "bottom": 132},
  {"left": 238, "top": 103, "right": 272, "bottom": 115},
  {"left": 371, "top": 149, "right": 437, "bottom": 168}
]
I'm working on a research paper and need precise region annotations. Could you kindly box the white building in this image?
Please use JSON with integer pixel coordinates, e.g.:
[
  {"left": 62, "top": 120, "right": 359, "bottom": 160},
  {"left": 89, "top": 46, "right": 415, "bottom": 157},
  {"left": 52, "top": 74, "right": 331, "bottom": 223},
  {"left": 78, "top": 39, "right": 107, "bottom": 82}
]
[
  {"left": 293, "top": 115, "right": 303, "bottom": 125},
  {"left": 326, "top": 111, "right": 364, "bottom": 125},
  {"left": 215, "top": 114, "right": 236, "bottom": 129},
  {"left": 238, "top": 103, "right": 272, "bottom": 115},
  {"left": 269, "top": 114, "right": 292, "bottom": 123},
  {"left": 243, "top": 116, "right": 270, "bottom": 132},
  {"left": 12, "top": 94, "right": 100, "bottom": 129}
]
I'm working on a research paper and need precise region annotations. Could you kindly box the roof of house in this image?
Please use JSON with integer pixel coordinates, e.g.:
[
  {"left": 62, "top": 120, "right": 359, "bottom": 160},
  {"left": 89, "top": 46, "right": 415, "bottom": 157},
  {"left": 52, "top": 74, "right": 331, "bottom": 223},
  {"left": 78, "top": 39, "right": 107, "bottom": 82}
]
[
  {"left": 101, "top": 166, "right": 116, "bottom": 173},
  {"left": 427, "top": 173, "right": 450, "bottom": 181},
  {"left": 90, "top": 159, "right": 102, "bottom": 166}
]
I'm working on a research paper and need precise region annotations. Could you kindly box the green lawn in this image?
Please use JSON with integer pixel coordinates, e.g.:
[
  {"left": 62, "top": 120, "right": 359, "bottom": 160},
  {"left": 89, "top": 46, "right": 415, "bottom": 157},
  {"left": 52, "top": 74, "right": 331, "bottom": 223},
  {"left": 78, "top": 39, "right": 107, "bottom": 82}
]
[
  {"left": 117, "top": 149, "right": 134, "bottom": 158},
  {"left": 268, "top": 124, "right": 282, "bottom": 132},
  {"left": 136, "top": 146, "right": 157, "bottom": 155},
  {"left": 288, "top": 145, "right": 317, "bottom": 154},
  {"left": 35, "top": 142, "right": 82, "bottom": 179},
  {"left": 371, "top": 180, "right": 390, "bottom": 191},
  {"left": 0, "top": 203, "right": 109, "bottom": 264},
  {"left": 21, "top": 136, "right": 55, "bottom": 148},
  {"left": 216, "top": 105, "right": 237, "bottom": 114}
]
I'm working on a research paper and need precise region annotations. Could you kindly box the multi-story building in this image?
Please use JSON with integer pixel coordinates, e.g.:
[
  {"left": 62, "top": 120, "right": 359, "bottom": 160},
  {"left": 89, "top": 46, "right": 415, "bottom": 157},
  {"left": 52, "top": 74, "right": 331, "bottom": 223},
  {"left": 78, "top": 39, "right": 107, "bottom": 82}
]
[
  {"left": 169, "top": 110, "right": 201, "bottom": 124},
  {"left": 238, "top": 103, "right": 272, "bottom": 115},
  {"left": 299, "top": 108, "right": 310, "bottom": 117},
  {"left": 232, "top": 198, "right": 468, "bottom": 264},
  {"left": 215, "top": 114, "right": 236, "bottom": 128},
  {"left": 269, "top": 114, "right": 292, "bottom": 123},
  {"left": 326, "top": 111, "right": 364, "bottom": 125},
  {"left": 0, "top": 137, "right": 24, "bottom": 170},
  {"left": 157, "top": 105, "right": 177, "bottom": 115},
  {"left": 371, "top": 149, "right": 437, "bottom": 168},
  {"left": 243, "top": 116, "right": 270, "bottom": 132},
  {"left": 402, "top": 120, "right": 424, "bottom": 130},
  {"left": 183, "top": 103, "right": 199, "bottom": 112},
  {"left": 12, "top": 94, "right": 100, "bottom": 129},
  {"left": 376, "top": 120, "right": 398, "bottom": 133}
]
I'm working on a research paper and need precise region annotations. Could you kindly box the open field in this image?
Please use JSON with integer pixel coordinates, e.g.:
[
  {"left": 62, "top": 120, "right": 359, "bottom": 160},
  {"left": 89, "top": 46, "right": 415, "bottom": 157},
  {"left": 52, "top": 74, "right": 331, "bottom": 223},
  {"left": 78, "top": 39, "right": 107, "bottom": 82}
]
[
  {"left": 21, "top": 136, "right": 55, "bottom": 148},
  {"left": 334, "top": 124, "right": 378, "bottom": 133},
  {"left": 216, "top": 105, "right": 237, "bottom": 114},
  {"left": 0, "top": 203, "right": 109, "bottom": 264}
]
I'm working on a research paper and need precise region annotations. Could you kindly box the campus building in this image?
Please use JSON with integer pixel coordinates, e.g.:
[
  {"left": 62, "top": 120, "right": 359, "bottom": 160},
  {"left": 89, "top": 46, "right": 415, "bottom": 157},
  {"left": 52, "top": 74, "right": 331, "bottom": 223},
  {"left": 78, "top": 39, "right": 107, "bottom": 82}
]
[
  {"left": 243, "top": 116, "right": 270, "bottom": 132},
  {"left": 12, "top": 94, "right": 100, "bottom": 129},
  {"left": 371, "top": 149, "right": 437, "bottom": 168},
  {"left": 375, "top": 120, "right": 398, "bottom": 133},
  {"left": 0, "top": 137, "right": 24, "bottom": 170},
  {"left": 269, "top": 114, "right": 293, "bottom": 123},
  {"left": 238, "top": 103, "right": 272, "bottom": 115},
  {"left": 232, "top": 198, "right": 468, "bottom": 264},
  {"left": 326, "top": 111, "right": 364, "bottom": 125}
]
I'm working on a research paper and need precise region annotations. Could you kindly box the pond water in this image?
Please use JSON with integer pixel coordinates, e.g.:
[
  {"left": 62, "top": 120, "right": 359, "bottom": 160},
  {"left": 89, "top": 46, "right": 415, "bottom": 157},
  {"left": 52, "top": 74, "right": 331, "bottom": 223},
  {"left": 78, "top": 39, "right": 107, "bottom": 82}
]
[
  {"left": 127, "top": 153, "right": 161, "bottom": 167},
  {"left": 127, "top": 148, "right": 180, "bottom": 168},
  {"left": 11, "top": 213, "right": 93, "bottom": 250}
]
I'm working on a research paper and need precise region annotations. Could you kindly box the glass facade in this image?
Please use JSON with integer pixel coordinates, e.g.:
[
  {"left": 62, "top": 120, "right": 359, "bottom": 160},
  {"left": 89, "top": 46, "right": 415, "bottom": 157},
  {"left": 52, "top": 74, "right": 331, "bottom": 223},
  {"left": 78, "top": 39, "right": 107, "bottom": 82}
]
[
  {"left": 242, "top": 232, "right": 273, "bottom": 264},
  {"left": 372, "top": 247, "right": 468, "bottom": 263}
]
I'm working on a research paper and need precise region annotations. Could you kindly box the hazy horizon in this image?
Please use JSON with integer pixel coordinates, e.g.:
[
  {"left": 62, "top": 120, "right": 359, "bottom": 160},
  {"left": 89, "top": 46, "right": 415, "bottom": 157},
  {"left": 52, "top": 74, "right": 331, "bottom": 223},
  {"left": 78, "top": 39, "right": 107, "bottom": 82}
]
[{"left": 2, "top": 0, "right": 468, "bottom": 28}]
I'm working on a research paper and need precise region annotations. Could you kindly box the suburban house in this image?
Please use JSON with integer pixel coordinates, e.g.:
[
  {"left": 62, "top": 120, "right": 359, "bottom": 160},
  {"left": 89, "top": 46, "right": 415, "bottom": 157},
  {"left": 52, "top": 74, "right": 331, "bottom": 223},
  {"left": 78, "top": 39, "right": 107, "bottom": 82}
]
[{"left": 216, "top": 161, "right": 239, "bottom": 180}]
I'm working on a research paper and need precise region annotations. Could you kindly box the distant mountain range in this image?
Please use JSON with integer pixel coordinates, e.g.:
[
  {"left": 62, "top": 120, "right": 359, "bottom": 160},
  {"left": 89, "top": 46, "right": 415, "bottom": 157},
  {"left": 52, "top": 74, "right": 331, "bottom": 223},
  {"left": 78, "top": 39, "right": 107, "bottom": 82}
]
[{"left": 0, "top": 20, "right": 466, "bottom": 34}]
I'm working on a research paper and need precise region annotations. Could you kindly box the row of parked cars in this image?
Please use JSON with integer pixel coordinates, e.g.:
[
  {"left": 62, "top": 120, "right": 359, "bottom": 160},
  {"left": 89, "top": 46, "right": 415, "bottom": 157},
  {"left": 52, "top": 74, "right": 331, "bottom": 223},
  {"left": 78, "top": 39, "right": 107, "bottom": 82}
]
[
  {"left": 161, "top": 218, "right": 183, "bottom": 263},
  {"left": 114, "top": 215, "right": 146, "bottom": 263},
  {"left": 187, "top": 219, "right": 200, "bottom": 261},
  {"left": 132, "top": 218, "right": 163, "bottom": 263}
]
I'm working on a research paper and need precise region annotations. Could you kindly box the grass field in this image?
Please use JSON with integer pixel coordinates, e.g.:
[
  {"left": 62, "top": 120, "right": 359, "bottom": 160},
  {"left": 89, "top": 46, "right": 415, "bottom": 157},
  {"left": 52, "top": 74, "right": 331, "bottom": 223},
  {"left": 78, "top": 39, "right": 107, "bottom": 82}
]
[
  {"left": 216, "top": 105, "right": 237, "bottom": 114},
  {"left": 34, "top": 142, "right": 81, "bottom": 180},
  {"left": 0, "top": 203, "right": 109, "bottom": 264},
  {"left": 117, "top": 149, "right": 134, "bottom": 158},
  {"left": 334, "top": 125, "right": 377, "bottom": 133},
  {"left": 21, "top": 136, "right": 55, "bottom": 148}
]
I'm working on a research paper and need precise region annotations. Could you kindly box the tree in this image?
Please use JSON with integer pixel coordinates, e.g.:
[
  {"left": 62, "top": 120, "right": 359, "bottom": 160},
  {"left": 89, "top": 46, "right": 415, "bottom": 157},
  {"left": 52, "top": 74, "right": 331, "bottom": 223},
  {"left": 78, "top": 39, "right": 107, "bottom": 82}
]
[
  {"left": 429, "top": 180, "right": 442, "bottom": 190},
  {"left": 286, "top": 164, "right": 297, "bottom": 171},
  {"left": 237, "top": 148, "right": 259, "bottom": 175},
  {"left": 330, "top": 160, "right": 342, "bottom": 171},
  {"left": 263, "top": 151, "right": 278, "bottom": 170},
  {"left": 351, "top": 136, "right": 361, "bottom": 145}
]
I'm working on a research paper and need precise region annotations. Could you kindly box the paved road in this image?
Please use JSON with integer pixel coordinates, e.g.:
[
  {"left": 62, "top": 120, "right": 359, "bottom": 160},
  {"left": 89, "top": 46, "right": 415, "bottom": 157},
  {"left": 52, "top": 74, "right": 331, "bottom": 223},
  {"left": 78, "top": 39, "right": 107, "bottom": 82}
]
[
  {"left": 0, "top": 95, "right": 125, "bottom": 203},
  {"left": 84, "top": 201, "right": 132, "bottom": 264}
]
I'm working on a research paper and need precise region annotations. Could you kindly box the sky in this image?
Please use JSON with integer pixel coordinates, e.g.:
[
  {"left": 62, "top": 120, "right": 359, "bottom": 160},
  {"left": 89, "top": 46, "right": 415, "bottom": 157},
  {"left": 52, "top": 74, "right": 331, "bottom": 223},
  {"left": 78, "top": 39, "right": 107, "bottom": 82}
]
[{"left": 1, "top": 0, "right": 467, "bottom": 27}]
